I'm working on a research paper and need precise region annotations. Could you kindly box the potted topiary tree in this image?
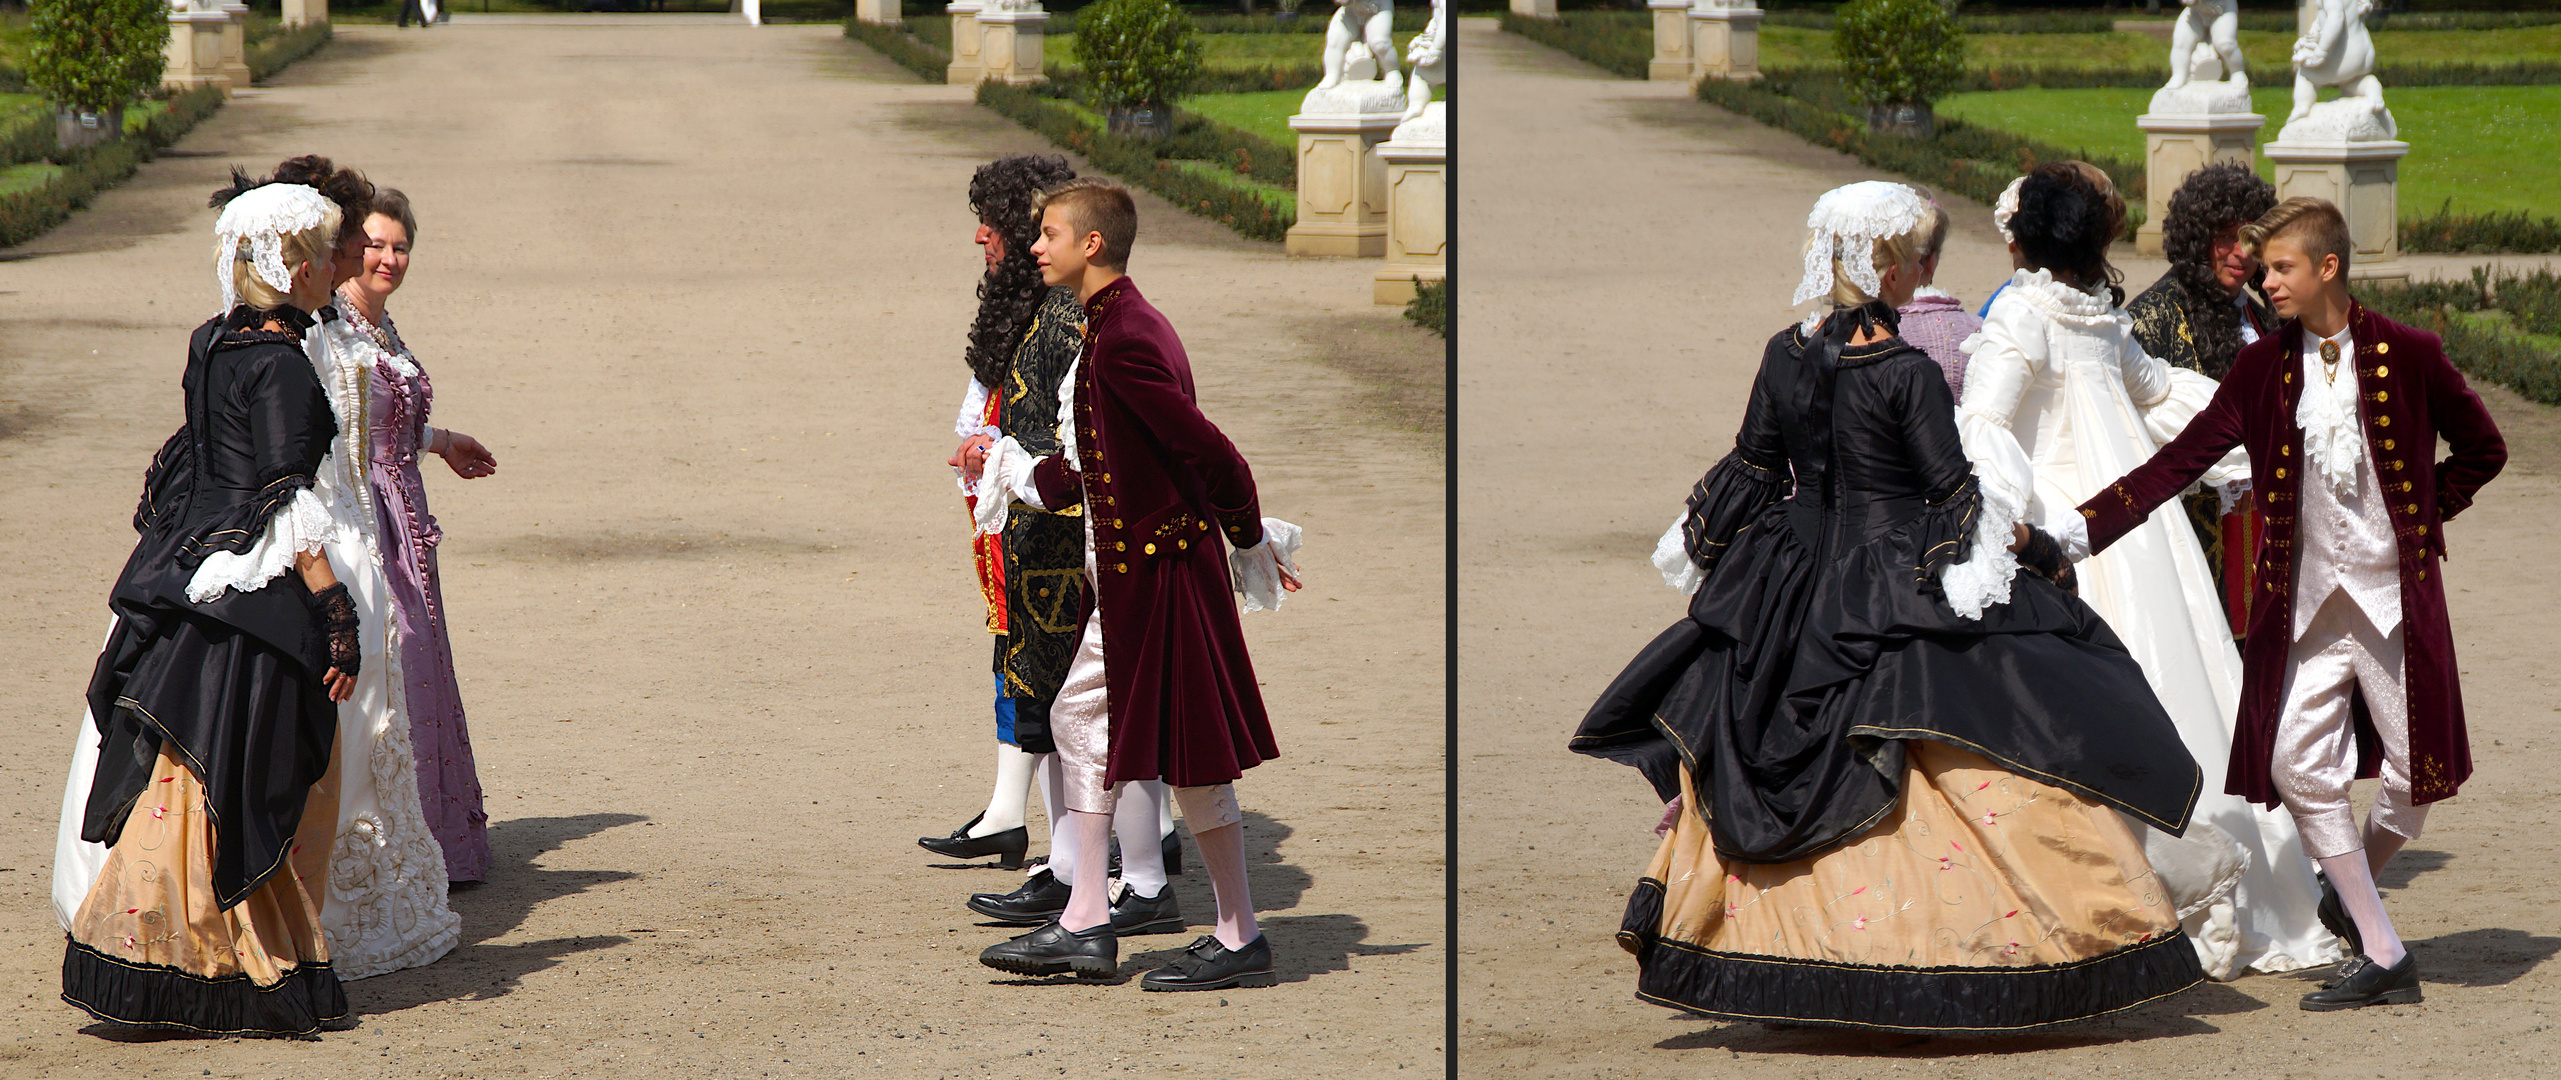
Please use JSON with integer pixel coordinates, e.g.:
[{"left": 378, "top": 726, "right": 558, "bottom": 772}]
[
  {"left": 23, "top": 0, "right": 169, "bottom": 152},
  {"left": 1077, "top": 0, "right": 1203, "bottom": 141},
  {"left": 1834, "top": 0, "right": 1966, "bottom": 139}
]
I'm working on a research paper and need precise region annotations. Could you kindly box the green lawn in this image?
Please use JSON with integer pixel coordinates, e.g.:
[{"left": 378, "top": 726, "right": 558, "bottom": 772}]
[
  {"left": 1762, "top": 26, "right": 2561, "bottom": 71},
  {"left": 0, "top": 160, "right": 60, "bottom": 199},
  {"left": 1935, "top": 85, "right": 2561, "bottom": 219},
  {"left": 1181, "top": 89, "right": 1302, "bottom": 151}
]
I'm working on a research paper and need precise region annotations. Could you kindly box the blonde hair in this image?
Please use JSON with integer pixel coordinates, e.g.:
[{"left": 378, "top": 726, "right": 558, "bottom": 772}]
[
  {"left": 228, "top": 203, "right": 342, "bottom": 311},
  {"left": 1034, "top": 177, "right": 1137, "bottom": 270},
  {"left": 1809, "top": 226, "right": 1925, "bottom": 307},
  {"left": 1909, "top": 189, "right": 1951, "bottom": 263},
  {"left": 2243, "top": 196, "right": 2354, "bottom": 279}
]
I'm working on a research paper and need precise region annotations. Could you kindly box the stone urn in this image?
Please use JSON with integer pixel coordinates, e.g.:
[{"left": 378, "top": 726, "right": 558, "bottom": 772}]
[
  {"left": 1868, "top": 101, "right": 1934, "bottom": 140},
  {"left": 1106, "top": 105, "right": 1175, "bottom": 141},
  {"left": 56, "top": 107, "right": 126, "bottom": 152}
]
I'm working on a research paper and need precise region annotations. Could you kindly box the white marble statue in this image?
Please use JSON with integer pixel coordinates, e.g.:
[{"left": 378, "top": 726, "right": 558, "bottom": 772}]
[
  {"left": 2282, "top": 0, "right": 2396, "bottom": 140},
  {"left": 1399, "top": 0, "right": 1445, "bottom": 127},
  {"left": 1318, "top": 0, "right": 1400, "bottom": 90},
  {"left": 2164, "top": 0, "right": 2244, "bottom": 90}
]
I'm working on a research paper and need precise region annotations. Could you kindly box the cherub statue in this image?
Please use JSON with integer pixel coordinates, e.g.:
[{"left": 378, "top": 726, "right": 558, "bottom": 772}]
[
  {"left": 1399, "top": 0, "right": 1445, "bottom": 125},
  {"left": 2287, "top": 0, "right": 2395, "bottom": 138},
  {"left": 1317, "top": 0, "right": 1400, "bottom": 90},
  {"left": 2163, "top": 0, "right": 2244, "bottom": 90}
]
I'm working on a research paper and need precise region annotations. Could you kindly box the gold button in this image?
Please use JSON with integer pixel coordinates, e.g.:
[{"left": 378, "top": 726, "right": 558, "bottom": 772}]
[
  {"left": 2383, "top": 439, "right": 2396, "bottom": 450},
  {"left": 2378, "top": 343, "right": 2390, "bottom": 355},
  {"left": 1143, "top": 543, "right": 1157, "bottom": 555},
  {"left": 2281, "top": 445, "right": 2291, "bottom": 456},
  {"left": 2400, "top": 481, "right": 2412, "bottom": 492},
  {"left": 1115, "top": 541, "right": 1126, "bottom": 552},
  {"left": 2376, "top": 415, "right": 2391, "bottom": 427},
  {"left": 2376, "top": 364, "right": 2389, "bottom": 377},
  {"left": 1116, "top": 562, "right": 1129, "bottom": 573},
  {"left": 2391, "top": 460, "right": 2405, "bottom": 471},
  {"left": 2418, "top": 524, "right": 2428, "bottom": 535},
  {"left": 1100, "top": 473, "right": 1111, "bottom": 483},
  {"left": 2275, "top": 467, "right": 2287, "bottom": 479},
  {"left": 1038, "top": 588, "right": 1051, "bottom": 597},
  {"left": 1112, "top": 518, "right": 1124, "bottom": 529},
  {"left": 2418, "top": 568, "right": 2427, "bottom": 580},
  {"left": 2374, "top": 391, "right": 2389, "bottom": 403},
  {"left": 1198, "top": 521, "right": 1209, "bottom": 531},
  {"left": 1177, "top": 539, "right": 1189, "bottom": 550},
  {"left": 2405, "top": 504, "right": 2419, "bottom": 515},
  {"left": 2283, "top": 372, "right": 2293, "bottom": 384}
]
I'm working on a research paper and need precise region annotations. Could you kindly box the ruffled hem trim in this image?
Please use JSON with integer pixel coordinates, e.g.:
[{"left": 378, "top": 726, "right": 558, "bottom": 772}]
[
  {"left": 1615, "top": 879, "right": 2205, "bottom": 1035},
  {"left": 60, "top": 936, "right": 348, "bottom": 1036},
  {"left": 1995, "top": 268, "right": 2123, "bottom": 327},
  {"left": 185, "top": 487, "right": 338, "bottom": 603}
]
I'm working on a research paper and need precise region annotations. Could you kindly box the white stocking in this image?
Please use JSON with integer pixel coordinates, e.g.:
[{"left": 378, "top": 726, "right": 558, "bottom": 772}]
[
  {"left": 972, "top": 741, "right": 1036, "bottom": 836},
  {"left": 1035, "top": 752, "right": 1077, "bottom": 881},
  {"left": 1115, "top": 780, "right": 1170, "bottom": 899},
  {"left": 2317, "top": 851, "right": 2406, "bottom": 967}
]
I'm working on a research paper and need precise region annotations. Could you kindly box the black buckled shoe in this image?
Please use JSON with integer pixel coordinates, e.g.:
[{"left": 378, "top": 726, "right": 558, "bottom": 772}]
[
  {"left": 2301, "top": 952, "right": 2421, "bottom": 1011},
  {"left": 979, "top": 920, "right": 1118, "bottom": 980},
  {"left": 918, "top": 813, "right": 1028, "bottom": 869},
  {"left": 967, "top": 868, "right": 1073, "bottom": 925},
  {"left": 1110, "top": 886, "right": 1185, "bottom": 936},
  {"left": 1139, "top": 934, "right": 1276, "bottom": 992},
  {"left": 2315, "top": 871, "right": 2363, "bottom": 960}
]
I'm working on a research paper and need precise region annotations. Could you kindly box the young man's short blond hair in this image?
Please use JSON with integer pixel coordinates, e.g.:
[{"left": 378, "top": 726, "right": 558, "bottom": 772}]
[
  {"left": 2242, "top": 196, "right": 2354, "bottom": 279},
  {"left": 1034, "top": 177, "right": 1137, "bottom": 270}
]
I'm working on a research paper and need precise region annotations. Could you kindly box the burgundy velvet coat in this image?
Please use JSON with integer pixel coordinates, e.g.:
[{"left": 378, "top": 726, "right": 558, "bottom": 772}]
[
  {"left": 1033, "top": 277, "right": 1279, "bottom": 788},
  {"left": 2078, "top": 303, "right": 2505, "bottom": 809}
]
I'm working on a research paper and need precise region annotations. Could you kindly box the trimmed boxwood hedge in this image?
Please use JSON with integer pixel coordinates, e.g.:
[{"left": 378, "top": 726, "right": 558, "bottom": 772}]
[
  {"left": 247, "top": 20, "right": 331, "bottom": 83},
  {"left": 844, "top": 18, "right": 950, "bottom": 82},
  {"left": 2364, "top": 285, "right": 2561, "bottom": 407},
  {"left": 977, "top": 79, "right": 1292, "bottom": 242},
  {"left": 0, "top": 83, "right": 224, "bottom": 248}
]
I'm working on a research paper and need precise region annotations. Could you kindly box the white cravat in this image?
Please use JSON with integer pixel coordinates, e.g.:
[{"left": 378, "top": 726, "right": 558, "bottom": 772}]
[
  {"left": 2291, "top": 324, "right": 2401, "bottom": 641},
  {"left": 2295, "top": 324, "right": 2363, "bottom": 496}
]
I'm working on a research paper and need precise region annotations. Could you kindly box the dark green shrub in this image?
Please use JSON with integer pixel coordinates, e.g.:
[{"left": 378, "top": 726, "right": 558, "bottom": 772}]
[
  {"left": 1833, "top": 0, "right": 1965, "bottom": 112},
  {"left": 845, "top": 18, "right": 951, "bottom": 82},
  {"left": 1497, "top": 11, "right": 1649, "bottom": 80},
  {"left": 1077, "top": 0, "right": 1204, "bottom": 112},
  {"left": 2401, "top": 202, "right": 2561, "bottom": 254},
  {"left": 0, "top": 83, "right": 223, "bottom": 249},
  {"left": 1404, "top": 276, "right": 1445, "bottom": 338},
  {"left": 247, "top": 20, "right": 331, "bottom": 83},
  {"left": 23, "top": 0, "right": 169, "bottom": 119},
  {"left": 976, "top": 79, "right": 1292, "bottom": 242}
]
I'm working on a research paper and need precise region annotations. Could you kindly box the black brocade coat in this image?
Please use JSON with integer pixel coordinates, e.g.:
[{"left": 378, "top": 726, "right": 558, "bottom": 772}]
[
  {"left": 1572, "top": 318, "right": 2201, "bottom": 864},
  {"left": 995, "top": 287, "right": 1089, "bottom": 753},
  {"left": 81, "top": 313, "right": 340, "bottom": 910}
]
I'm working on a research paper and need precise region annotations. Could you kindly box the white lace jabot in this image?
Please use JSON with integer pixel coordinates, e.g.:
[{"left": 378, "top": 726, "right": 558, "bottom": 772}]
[{"left": 2295, "top": 323, "right": 2364, "bottom": 496}]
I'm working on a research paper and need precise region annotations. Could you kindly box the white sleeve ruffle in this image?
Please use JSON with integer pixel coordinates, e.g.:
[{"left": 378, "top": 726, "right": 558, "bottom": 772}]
[
  {"left": 1939, "top": 473, "right": 2027, "bottom": 620},
  {"left": 1945, "top": 316, "right": 2038, "bottom": 619},
  {"left": 954, "top": 378, "right": 996, "bottom": 440},
  {"left": 1230, "top": 518, "right": 1303, "bottom": 613},
  {"left": 184, "top": 485, "right": 337, "bottom": 603},
  {"left": 1652, "top": 510, "right": 1704, "bottom": 595},
  {"left": 971, "top": 436, "right": 1050, "bottom": 533}
]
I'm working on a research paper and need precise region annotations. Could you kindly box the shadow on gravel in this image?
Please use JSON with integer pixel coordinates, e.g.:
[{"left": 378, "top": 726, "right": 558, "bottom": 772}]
[
  {"left": 2378, "top": 847, "right": 2454, "bottom": 891},
  {"left": 2406, "top": 927, "right": 2561, "bottom": 988},
  {"left": 351, "top": 812, "right": 644, "bottom": 1015}
]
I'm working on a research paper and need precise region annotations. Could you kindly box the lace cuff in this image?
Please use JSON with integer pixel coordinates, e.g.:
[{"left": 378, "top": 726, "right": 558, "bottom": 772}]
[
  {"left": 972, "top": 436, "right": 1048, "bottom": 534},
  {"left": 1652, "top": 511, "right": 1704, "bottom": 594},
  {"left": 1940, "top": 468, "right": 2027, "bottom": 620},
  {"left": 1230, "top": 518, "right": 1303, "bottom": 613},
  {"left": 955, "top": 378, "right": 994, "bottom": 440},
  {"left": 185, "top": 487, "right": 336, "bottom": 603}
]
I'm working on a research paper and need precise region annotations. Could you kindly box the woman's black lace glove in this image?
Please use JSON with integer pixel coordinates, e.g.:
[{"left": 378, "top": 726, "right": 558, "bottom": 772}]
[
  {"left": 307, "top": 582, "right": 361, "bottom": 679},
  {"left": 2016, "top": 527, "right": 2079, "bottom": 595}
]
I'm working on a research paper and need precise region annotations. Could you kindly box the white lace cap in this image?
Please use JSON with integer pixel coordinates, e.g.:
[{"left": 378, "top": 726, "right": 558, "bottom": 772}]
[
  {"left": 1993, "top": 176, "right": 2027, "bottom": 244},
  {"left": 213, "top": 183, "right": 333, "bottom": 312},
  {"left": 1791, "top": 181, "right": 1929, "bottom": 308}
]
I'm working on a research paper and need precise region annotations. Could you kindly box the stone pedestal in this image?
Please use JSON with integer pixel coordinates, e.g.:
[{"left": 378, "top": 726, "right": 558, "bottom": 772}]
[
  {"left": 1287, "top": 90, "right": 1403, "bottom": 258},
  {"left": 165, "top": 8, "right": 236, "bottom": 95},
  {"left": 978, "top": 8, "right": 1048, "bottom": 86},
  {"left": 855, "top": 0, "right": 901, "bottom": 23},
  {"left": 2134, "top": 112, "right": 2265, "bottom": 256},
  {"left": 947, "top": 3, "right": 985, "bottom": 86},
  {"left": 216, "top": 4, "right": 253, "bottom": 90},
  {"left": 1508, "top": 0, "right": 1557, "bottom": 17},
  {"left": 281, "top": 0, "right": 328, "bottom": 27},
  {"left": 2265, "top": 139, "right": 2411, "bottom": 282},
  {"left": 1648, "top": 0, "right": 1694, "bottom": 81},
  {"left": 1373, "top": 106, "right": 1446, "bottom": 305},
  {"left": 1689, "top": 3, "right": 1762, "bottom": 83}
]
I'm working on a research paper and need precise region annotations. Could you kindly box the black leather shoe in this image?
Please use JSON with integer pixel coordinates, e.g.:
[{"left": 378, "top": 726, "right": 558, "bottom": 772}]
[
  {"left": 2316, "top": 871, "right": 2363, "bottom": 960},
  {"left": 1140, "top": 934, "right": 1276, "bottom": 992},
  {"left": 2301, "top": 952, "right": 2421, "bottom": 1011},
  {"left": 967, "top": 868, "right": 1073, "bottom": 925},
  {"left": 979, "top": 920, "right": 1117, "bottom": 980},
  {"left": 919, "top": 813, "right": 1028, "bottom": 869},
  {"left": 1111, "top": 886, "right": 1185, "bottom": 935}
]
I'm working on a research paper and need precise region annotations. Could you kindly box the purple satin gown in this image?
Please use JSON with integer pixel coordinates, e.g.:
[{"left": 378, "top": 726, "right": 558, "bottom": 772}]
[{"left": 365, "top": 316, "right": 492, "bottom": 883}]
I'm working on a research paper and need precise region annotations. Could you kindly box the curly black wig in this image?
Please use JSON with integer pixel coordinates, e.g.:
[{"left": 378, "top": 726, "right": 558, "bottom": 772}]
[
  {"left": 966, "top": 154, "right": 1078, "bottom": 387},
  {"left": 2010, "top": 161, "right": 2127, "bottom": 306},
  {"left": 2162, "top": 162, "right": 2278, "bottom": 377},
  {"left": 209, "top": 155, "right": 375, "bottom": 245}
]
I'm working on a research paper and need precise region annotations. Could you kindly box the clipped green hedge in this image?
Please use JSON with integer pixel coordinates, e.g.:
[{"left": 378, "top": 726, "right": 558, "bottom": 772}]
[
  {"left": 1498, "top": 11, "right": 1648, "bottom": 80},
  {"left": 977, "top": 79, "right": 1292, "bottom": 242},
  {"left": 1767, "top": 10, "right": 2115, "bottom": 34},
  {"left": 0, "top": 83, "right": 223, "bottom": 248},
  {"left": 1045, "top": 70, "right": 1294, "bottom": 185},
  {"left": 2402, "top": 203, "right": 2561, "bottom": 255},
  {"left": 3, "top": 105, "right": 53, "bottom": 168},
  {"left": 247, "top": 20, "right": 330, "bottom": 83},
  {"left": 1404, "top": 276, "right": 1445, "bottom": 337},
  {"left": 844, "top": 18, "right": 950, "bottom": 82},
  {"left": 2365, "top": 288, "right": 2561, "bottom": 407}
]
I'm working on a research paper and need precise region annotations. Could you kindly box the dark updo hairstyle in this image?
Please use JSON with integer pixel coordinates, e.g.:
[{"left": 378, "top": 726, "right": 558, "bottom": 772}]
[
  {"left": 2161, "top": 162, "right": 2277, "bottom": 378},
  {"left": 966, "top": 154, "right": 1078, "bottom": 387},
  {"left": 242, "top": 155, "right": 375, "bottom": 246},
  {"left": 2009, "top": 161, "right": 2126, "bottom": 306}
]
